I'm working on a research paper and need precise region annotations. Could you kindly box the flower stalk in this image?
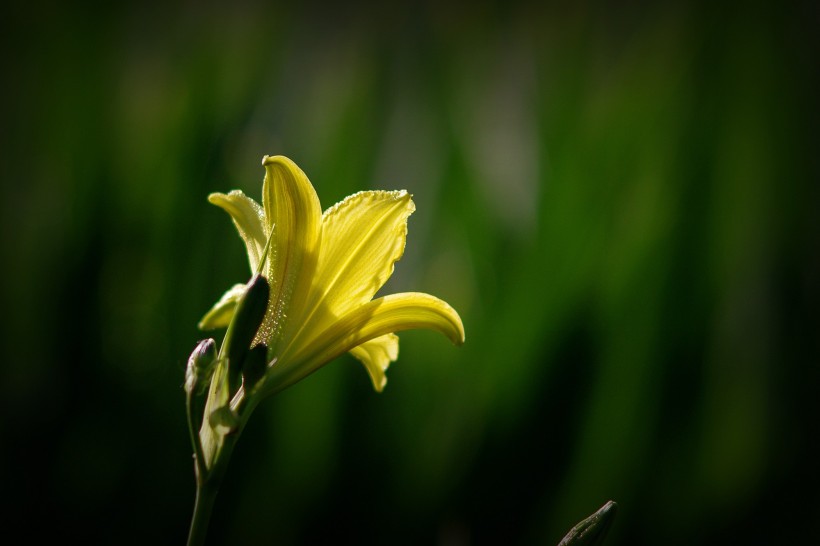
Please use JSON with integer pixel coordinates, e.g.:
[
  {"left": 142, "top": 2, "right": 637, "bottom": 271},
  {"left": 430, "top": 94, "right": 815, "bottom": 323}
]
[{"left": 185, "top": 275, "right": 270, "bottom": 545}]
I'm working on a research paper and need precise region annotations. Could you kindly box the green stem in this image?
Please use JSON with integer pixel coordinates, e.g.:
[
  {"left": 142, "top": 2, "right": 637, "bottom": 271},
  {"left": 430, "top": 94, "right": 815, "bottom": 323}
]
[
  {"left": 185, "top": 272, "right": 270, "bottom": 545},
  {"left": 187, "top": 479, "right": 219, "bottom": 546},
  {"left": 186, "top": 391, "right": 206, "bottom": 476},
  {"left": 185, "top": 424, "right": 245, "bottom": 546}
]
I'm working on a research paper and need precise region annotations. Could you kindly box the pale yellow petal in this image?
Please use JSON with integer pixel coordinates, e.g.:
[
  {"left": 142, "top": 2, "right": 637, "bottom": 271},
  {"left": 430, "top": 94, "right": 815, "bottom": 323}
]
[
  {"left": 208, "top": 191, "right": 266, "bottom": 272},
  {"left": 281, "top": 190, "right": 415, "bottom": 357},
  {"left": 348, "top": 333, "right": 399, "bottom": 392},
  {"left": 264, "top": 292, "right": 464, "bottom": 395},
  {"left": 256, "top": 156, "right": 323, "bottom": 354},
  {"left": 198, "top": 283, "right": 247, "bottom": 330},
  {"left": 318, "top": 190, "right": 414, "bottom": 313}
]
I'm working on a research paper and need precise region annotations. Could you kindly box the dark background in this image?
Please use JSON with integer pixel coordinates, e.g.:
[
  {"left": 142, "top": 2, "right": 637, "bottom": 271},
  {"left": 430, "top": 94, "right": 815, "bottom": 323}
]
[{"left": 1, "top": 1, "right": 818, "bottom": 544}]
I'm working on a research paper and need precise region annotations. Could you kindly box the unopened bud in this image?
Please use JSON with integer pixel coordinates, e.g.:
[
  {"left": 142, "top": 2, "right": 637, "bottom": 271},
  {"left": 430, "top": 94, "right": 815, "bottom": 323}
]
[
  {"left": 185, "top": 338, "right": 217, "bottom": 395},
  {"left": 224, "top": 274, "right": 270, "bottom": 390},
  {"left": 209, "top": 405, "right": 240, "bottom": 434},
  {"left": 242, "top": 344, "right": 268, "bottom": 390}
]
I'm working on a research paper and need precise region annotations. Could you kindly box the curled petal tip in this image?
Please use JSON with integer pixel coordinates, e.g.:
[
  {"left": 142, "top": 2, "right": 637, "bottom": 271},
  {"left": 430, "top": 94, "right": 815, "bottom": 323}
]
[
  {"left": 437, "top": 299, "right": 465, "bottom": 346},
  {"left": 262, "top": 154, "right": 293, "bottom": 167}
]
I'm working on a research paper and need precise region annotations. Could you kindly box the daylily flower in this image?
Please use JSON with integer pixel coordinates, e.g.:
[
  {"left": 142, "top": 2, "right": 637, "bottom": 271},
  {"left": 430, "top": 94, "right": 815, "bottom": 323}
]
[
  {"left": 199, "top": 155, "right": 464, "bottom": 411},
  {"left": 185, "top": 156, "right": 464, "bottom": 545}
]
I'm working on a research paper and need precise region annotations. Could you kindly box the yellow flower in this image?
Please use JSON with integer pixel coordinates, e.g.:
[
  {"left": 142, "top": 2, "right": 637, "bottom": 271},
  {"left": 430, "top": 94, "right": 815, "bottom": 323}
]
[
  {"left": 185, "top": 156, "right": 464, "bottom": 543},
  {"left": 200, "top": 155, "right": 465, "bottom": 399}
]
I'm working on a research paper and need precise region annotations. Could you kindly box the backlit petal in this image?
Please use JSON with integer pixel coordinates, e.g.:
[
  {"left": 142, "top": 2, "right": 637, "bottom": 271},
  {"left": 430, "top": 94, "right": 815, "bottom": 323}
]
[
  {"left": 265, "top": 292, "right": 464, "bottom": 394},
  {"left": 282, "top": 190, "right": 415, "bottom": 356},
  {"left": 348, "top": 333, "right": 399, "bottom": 392},
  {"left": 318, "top": 190, "right": 414, "bottom": 312},
  {"left": 208, "top": 191, "right": 266, "bottom": 272},
  {"left": 198, "top": 283, "right": 247, "bottom": 330},
  {"left": 257, "top": 156, "right": 323, "bottom": 354}
]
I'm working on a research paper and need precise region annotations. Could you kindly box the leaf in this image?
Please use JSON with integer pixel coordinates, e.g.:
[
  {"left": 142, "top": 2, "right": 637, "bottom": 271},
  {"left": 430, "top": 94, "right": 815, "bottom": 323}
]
[{"left": 558, "top": 501, "right": 618, "bottom": 546}]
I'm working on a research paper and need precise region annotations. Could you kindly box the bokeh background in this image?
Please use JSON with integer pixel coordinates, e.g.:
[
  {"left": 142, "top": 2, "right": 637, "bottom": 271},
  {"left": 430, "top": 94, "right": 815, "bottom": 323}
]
[{"left": 2, "top": 1, "right": 818, "bottom": 544}]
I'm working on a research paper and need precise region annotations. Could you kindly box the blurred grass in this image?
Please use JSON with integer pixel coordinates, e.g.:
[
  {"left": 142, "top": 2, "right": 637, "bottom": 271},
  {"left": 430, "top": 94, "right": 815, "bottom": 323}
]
[{"left": 1, "top": 1, "right": 818, "bottom": 544}]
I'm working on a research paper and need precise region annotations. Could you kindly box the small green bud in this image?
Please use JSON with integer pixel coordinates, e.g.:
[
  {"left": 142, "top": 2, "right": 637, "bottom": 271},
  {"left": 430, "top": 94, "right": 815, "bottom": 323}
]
[
  {"left": 223, "top": 274, "right": 270, "bottom": 390},
  {"left": 185, "top": 338, "right": 217, "bottom": 395},
  {"left": 242, "top": 344, "right": 269, "bottom": 390},
  {"left": 558, "top": 501, "right": 617, "bottom": 546},
  {"left": 209, "top": 405, "right": 240, "bottom": 434}
]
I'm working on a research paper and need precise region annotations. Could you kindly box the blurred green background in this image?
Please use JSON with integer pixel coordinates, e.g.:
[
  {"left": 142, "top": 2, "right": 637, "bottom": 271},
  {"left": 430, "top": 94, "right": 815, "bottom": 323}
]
[{"left": 2, "top": 1, "right": 818, "bottom": 544}]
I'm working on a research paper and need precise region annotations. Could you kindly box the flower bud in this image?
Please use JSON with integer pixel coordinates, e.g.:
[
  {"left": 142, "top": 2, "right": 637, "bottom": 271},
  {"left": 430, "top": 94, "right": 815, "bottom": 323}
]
[
  {"left": 185, "top": 338, "right": 217, "bottom": 395},
  {"left": 209, "top": 405, "right": 240, "bottom": 435},
  {"left": 224, "top": 274, "right": 270, "bottom": 391},
  {"left": 242, "top": 344, "right": 269, "bottom": 390}
]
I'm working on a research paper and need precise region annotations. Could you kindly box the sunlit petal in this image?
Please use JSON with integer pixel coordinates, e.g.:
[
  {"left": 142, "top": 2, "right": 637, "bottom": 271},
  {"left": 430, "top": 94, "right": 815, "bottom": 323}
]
[
  {"left": 319, "top": 190, "right": 414, "bottom": 312},
  {"left": 208, "top": 191, "right": 266, "bottom": 272},
  {"left": 266, "top": 292, "right": 464, "bottom": 394},
  {"left": 348, "top": 333, "right": 399, "bottom": 392},
  {"left": 198, "top": 283, "right": 247, "bottom": 330},
  {"left": 283, "top": 190, "right": 415, "bottom": 356},
  {"left": 257, "top": 156, "right": 323, "bottom": 354}
]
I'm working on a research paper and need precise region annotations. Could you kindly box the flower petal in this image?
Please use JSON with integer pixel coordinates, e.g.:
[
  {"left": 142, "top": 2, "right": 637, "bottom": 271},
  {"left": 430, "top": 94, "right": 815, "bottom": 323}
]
[
  {"left": 348, "top": 333, "right": 399, "bottom": 392},
  {"left": 318, "top": 190, "right": 415, "bottom": 313},
  {"left": 264, "top": 292, "right": 464, "bottom": 394},
  {"left": 208, "top": 191, "right": 267, "bottom": 272},
  {"left": 198, "top": 283, "right": 247, "bottom": 330},
  {"left": 282, "top": 190, "right": 415, "bottom": 355},
  {"left": 257, "top": 156, "right": 323, "bottom": 354}
]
